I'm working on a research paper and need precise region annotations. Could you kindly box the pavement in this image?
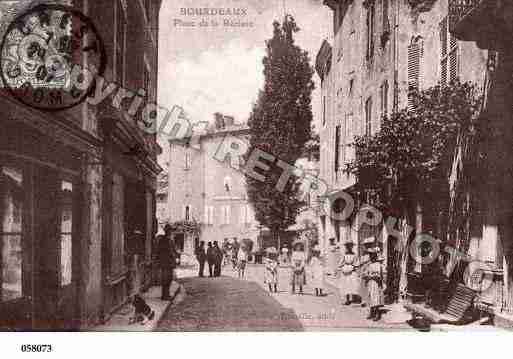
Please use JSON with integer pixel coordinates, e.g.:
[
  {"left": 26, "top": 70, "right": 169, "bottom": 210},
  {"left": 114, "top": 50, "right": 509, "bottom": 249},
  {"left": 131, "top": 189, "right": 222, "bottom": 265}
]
[
  {"left": 157, "top": 264, "right": 413, "bottom": 331},
  {"left": 93, "top": 281, "right": 184, "bottom": 332}
]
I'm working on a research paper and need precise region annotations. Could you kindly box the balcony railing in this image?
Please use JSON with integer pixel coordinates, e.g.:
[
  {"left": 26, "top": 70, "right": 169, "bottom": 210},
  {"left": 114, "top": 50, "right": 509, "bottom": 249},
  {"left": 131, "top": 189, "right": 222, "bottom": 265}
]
[{"left": 449, "top": 0, "right": 481, "bottom": 30}]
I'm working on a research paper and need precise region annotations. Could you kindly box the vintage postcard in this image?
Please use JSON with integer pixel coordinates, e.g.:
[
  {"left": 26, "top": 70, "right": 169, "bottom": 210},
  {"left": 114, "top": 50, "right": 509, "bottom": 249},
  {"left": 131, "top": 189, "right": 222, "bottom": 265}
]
[{"left": 0, "top": 0, "right": 512, "bottom": 339}]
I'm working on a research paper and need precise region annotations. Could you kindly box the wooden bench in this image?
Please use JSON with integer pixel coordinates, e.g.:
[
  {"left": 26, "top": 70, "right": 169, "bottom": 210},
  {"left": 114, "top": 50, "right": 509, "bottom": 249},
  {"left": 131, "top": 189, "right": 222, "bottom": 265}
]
[{"left": 404, "top": 283, "right": 477, "bottom": 325}]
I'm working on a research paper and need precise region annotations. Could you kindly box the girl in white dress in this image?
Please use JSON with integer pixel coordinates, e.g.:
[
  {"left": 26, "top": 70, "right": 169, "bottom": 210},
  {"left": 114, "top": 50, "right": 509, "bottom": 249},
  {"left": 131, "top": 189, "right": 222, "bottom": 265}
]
[
  {"left": 309, "top": 245, "right": 325, "bottom": 296},
  {"left": 290, "top": 242, "right": 306, "bottom": 294},
  {"left": 337, "top": 241, "right": 360, "bottom": 305},
  {"left": 264, "top": 248, "right": 279, "bottom": 293}
]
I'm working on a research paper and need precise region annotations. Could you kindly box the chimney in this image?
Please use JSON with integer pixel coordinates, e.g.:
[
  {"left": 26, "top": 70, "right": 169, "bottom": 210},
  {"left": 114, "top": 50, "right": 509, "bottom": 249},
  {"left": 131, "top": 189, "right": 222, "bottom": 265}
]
[{"left": 214, "top": 112, "right": 225, "bottom": 130}]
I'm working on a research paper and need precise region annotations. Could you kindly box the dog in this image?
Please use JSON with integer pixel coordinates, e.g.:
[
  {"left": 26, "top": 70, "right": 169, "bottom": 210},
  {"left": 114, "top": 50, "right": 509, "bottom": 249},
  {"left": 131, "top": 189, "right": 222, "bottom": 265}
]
[{"left": 128, "top": 294, "right": 155, "bottom": 325}]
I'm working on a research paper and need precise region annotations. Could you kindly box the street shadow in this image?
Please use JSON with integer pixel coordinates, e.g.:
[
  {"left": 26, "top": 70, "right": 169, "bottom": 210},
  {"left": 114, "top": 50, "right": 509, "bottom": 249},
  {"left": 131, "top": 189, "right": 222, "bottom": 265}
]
[{"left": 157, "top": 276, "right": 305, "bottom": 331}]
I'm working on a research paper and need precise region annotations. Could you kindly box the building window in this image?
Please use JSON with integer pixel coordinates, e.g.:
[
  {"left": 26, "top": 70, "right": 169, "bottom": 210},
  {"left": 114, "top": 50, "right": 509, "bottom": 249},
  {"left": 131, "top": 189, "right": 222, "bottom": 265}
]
[
  {"left": 59, "top": 181, "right": 73, "bottom": 286},
  {"left": 366, "top": 1, "right": 375, "bottom": 61},
  {"left": 185, "top": 205, "right": 190, "bottom": 221},
  {"left": 204, "top": 206, "right": 214, "bottom": 225},
  {"left": 185, "top": 151, "right": 191, "bottom": 170},
  {"left": 408, "top": 36, "right": 422, "bottom": 109},
  {"left": 222, "top": 205, "right": 231, "bottom": 225},
  {"left": 114, "top": 0, "right": 126, "bottom": 85},
  {"left": 439, "top": 16, "right": 459, "bottom": 85},
  {"left": 1, "top": 166, "right": 23, "bottom": 302},
  {"left": 322, "top": 96, "right": 326, "bottom": 126},
  {"left": 334, "top": 2, "right": 344, "bottom": 34},
  {"left": 380, "top": 80, "right": 389, "bottom": 118},
  {"left": 382, "top": 0, "right": 389, "bottom": 32},
  {"left": 345, "top": 113, "right": 354, "bottom": 161},
  {"left": 334, "top": 125, "right": 341, "bottom": 177},
  {"left": 224, "top": 177, "right": 231, "bottom": 192},
  {"left": 365, "top": 97, "right": 373, "bottom": 136}
]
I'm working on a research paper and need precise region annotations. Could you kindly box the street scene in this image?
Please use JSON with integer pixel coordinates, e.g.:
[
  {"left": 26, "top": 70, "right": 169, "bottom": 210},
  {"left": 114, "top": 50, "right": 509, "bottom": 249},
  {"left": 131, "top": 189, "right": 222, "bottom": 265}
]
[{"left": 1, "top": 0, "right": 513, "bottom": 335}]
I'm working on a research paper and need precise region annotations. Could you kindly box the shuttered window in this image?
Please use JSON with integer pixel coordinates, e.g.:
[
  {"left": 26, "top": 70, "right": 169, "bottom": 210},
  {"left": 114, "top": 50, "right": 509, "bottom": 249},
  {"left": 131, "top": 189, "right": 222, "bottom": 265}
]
[
  {"left": 334, "top": 125, "right": 341, "bottom": 176},
  {"left": 365, "top": 98, "right": 373, "bottom": 136},
  {"left": 380, "top": 80, "right": 389, "bottom": 118},
  {"left": 440, "top": 16, "right": 459, "bottom": 85},
  {"left": 366, "top": 1, "right": 375, "bottom": 61},
  {"left": 407, "top": 38, "right": 422, "bottom": 109}
]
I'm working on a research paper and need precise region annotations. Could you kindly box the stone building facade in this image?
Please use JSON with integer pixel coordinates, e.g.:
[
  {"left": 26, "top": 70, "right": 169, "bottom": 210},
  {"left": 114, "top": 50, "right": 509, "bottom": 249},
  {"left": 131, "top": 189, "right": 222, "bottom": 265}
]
[
  {"left": 167, "top": 114, "right": 259, "bottom": 263},
  {"left": 0, "top": 0, "right": 162, "bottom": 330},
  {"left": 316, "top": 0, "right": 490, "bottom": 302}
]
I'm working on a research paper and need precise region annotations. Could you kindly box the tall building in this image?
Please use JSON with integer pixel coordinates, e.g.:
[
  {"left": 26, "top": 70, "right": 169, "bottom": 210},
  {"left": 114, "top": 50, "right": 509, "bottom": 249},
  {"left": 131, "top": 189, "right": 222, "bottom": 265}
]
[
  {"left": 0, "top": 0, "right": 162, "bottom": 330},
  {"left": 316, "top": 0, "right": 489, "bottom": 302},
  {"left": 167, "top": 114, "right": 260, "bottom": 263}
]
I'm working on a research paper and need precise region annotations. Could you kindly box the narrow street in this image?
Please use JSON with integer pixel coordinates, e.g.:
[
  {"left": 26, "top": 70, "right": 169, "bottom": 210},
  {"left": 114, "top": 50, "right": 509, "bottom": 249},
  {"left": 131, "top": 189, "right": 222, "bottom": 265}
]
[{"left": 157, "top": 264, "right": 410, "bottom": 331}]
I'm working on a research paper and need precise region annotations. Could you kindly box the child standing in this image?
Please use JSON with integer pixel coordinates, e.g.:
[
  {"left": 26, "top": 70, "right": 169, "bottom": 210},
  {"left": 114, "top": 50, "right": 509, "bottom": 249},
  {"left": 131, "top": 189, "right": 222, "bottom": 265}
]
[
  {"left": 309, "top": 245, "right": 325, "bottom": 297},
  {"left": 264, "top": 247, "right": 279, "bottom": 293}
]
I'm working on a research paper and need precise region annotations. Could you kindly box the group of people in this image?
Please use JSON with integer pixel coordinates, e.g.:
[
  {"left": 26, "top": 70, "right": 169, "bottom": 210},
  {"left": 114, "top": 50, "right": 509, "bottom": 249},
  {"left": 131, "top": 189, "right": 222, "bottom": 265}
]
[
  {"left": 194, "top": 240, "right": 250, "bottom": 279},
  {"left": 336, "top": 239, "right": 385, "bottom": 321},
  {"left": 262, "top": 239, "right": 385, "bottom": 321},
  {"left": 194, "top": 241, "right": 224, "bottom": 277},
  {"left": 262, "top": 242, "right": 325, "bottom": 296}
]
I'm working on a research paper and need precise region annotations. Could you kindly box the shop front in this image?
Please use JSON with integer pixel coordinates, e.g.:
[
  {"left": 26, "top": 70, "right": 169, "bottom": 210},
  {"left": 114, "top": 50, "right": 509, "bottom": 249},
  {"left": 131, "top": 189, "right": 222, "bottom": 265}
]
[{"left": 0, "top": 118, "right": 98, "bottom": 330}]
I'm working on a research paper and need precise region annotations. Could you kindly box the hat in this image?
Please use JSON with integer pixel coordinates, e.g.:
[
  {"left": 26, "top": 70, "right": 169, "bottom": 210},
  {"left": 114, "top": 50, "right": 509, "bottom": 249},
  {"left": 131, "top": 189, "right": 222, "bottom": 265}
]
[
  {"left": 363, "top": 237, "right": 376, "bottom": 246},
  {"left": 265, "top": 247, "right": 278, "bottom": 254},
  {"left": 163, "top": 224, "right": 173, "bottom": 233},
  {"left": 344, "top": 241, "right": 355, "bottom": 247},
  {"left": 292, "top": 240, "right": 305, "bottom": 250},
  {"left": 367, "top": 246, "right": 381, "bottom": 254}
]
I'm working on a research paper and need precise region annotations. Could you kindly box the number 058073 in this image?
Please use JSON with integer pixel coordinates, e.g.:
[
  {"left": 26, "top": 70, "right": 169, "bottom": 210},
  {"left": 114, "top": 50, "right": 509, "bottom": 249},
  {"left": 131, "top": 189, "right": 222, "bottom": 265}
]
[{"left": 20, "top": 344, "right": 52, "bottom": 353}]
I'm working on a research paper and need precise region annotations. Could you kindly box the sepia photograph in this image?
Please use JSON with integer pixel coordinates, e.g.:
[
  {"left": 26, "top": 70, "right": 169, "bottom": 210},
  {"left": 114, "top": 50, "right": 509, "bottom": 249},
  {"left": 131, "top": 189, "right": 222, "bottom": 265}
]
[{"left": 0, "top": 0, "right": 513, "bottom": 348}]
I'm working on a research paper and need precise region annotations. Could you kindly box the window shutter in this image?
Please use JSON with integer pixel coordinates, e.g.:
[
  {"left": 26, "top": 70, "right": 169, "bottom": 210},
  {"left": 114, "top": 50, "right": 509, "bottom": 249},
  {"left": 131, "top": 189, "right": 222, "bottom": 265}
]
[
  {"left": 439, "top": 18, "right": 448, "bottom": 85},
  {"left": 334, "top": 125, "right": 341, "bottom": 175},
  {"left": 449, "top": 50, "right": 458, "bottom": 83},
  {"left": 407, "top": 40, "right": 421, "bottom": 109}
]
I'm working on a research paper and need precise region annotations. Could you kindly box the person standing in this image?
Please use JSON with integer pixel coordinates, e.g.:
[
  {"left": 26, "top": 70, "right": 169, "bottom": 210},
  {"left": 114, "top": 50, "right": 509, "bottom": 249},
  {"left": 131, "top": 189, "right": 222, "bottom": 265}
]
[
  {"left": 236, "top": 246, "right": 248, "bottom": 279},
  {"left": 326, "top": 238, "right": 338, "bottom": 276},
  {"left": 158, "top": 225, "right": 176, "bottom": 300},
  {"left": 264, "top": 248, "right": 279, "bottom": 292},
  {"left": 213, "top": 241, "right": 223, "bottom": 277},
  {"left": 363, "top": 248, "right": 385, "bottom": 321},
  {"left": 207, "top": 242, "right": 216, "bottom": 277},
  {"left": 195, "top": 241, "right": 207, "bottom": 277},
  {"left": 309, "top": 245, "right": 325, "bottom": 297},
  {"left": 290, "top": 242, "right": 306, "bottom": 294},
  {"left": 337, "top": 241, "right": 360, "bottom": 305}
]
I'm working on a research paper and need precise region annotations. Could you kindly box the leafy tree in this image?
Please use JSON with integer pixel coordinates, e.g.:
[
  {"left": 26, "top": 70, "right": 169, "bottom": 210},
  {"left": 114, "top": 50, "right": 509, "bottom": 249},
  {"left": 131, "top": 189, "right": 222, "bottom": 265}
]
[
  {"left": 246, "top": 15, "right": 315, "bottom": 249},
  {"left": 346, "top": 81, "right": 481, "bottom": 218}
]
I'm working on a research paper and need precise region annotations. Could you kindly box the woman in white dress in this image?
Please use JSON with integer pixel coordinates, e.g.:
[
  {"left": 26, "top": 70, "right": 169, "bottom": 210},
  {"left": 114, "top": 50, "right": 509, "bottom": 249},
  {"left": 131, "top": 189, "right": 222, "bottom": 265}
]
[
  {"left": 309, "top": 245, "right": 325, "bottom": 296},
  {"left": 337, "top": 241, "right": 360, "bottom": 305},
  {"left": 326, "top": 238, "right": 338, "bottom": 275},
  {"left": 237, "top": 247, "right": 248, "bottom": 279},
  {"left": 290, "top": 242, "right": 306, "bottom": 294}
]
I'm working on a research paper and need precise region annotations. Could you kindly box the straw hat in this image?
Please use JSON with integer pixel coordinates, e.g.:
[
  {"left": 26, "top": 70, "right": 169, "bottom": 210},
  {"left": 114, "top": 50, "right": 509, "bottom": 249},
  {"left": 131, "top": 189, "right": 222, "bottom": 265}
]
[{"left": 265, "top": 247, "right": 278, "bottom": 254}]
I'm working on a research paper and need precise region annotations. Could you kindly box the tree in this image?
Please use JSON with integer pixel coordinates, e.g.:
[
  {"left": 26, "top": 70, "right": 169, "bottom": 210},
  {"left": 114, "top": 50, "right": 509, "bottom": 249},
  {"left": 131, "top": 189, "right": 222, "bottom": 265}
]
[{"left": 246, "top": 15, "right": 315, "bottom": 249}]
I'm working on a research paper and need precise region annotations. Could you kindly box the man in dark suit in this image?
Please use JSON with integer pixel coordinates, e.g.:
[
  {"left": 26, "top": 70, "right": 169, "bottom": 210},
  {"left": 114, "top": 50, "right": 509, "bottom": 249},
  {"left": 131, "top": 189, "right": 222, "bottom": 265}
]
[
  {"left": 213, "top": 241, "right": 223, "bottom": 277},
  {"left": 158, "top": 225, "right": 177, "bottom": 300},
  {"left": 195, "top": 241, "right": 207, "bottom": 277}
]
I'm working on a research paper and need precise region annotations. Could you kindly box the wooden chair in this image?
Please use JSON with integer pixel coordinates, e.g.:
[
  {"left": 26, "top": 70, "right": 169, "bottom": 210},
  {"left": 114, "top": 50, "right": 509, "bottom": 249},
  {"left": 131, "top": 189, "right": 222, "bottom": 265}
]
[{"left": 404, "top": 283, "right": 477, "bottom": 325}]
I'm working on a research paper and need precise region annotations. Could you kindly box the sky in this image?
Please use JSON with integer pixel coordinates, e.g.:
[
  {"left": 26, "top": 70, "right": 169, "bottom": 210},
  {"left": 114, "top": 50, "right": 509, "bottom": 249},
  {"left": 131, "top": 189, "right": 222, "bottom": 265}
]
[{"left": 157, "top": 0, "right": 331, "bottom": 164}]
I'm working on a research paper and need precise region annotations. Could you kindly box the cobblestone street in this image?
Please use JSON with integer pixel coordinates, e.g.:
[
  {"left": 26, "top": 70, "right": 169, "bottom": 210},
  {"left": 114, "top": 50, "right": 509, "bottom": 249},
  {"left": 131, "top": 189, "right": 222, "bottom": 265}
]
[{"left": 157, "top": 264, "right": 411, "bottom": 331}]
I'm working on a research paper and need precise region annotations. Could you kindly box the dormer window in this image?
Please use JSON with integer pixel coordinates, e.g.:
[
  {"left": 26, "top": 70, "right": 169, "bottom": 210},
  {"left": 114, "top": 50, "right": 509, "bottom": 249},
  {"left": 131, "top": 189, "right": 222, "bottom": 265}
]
[{"left": 224, "top": 176, "right": 232, "bottom": 192}]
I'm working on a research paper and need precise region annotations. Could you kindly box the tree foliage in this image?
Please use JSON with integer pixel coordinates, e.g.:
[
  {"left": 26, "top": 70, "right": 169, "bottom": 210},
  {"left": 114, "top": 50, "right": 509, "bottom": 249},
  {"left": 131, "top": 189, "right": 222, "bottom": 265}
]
[
  {"left": 346, "top": 82, "right": 482, "bottom": 210},
  {"left": 246, "top": 15, "right": 315, "bottom": 240}
]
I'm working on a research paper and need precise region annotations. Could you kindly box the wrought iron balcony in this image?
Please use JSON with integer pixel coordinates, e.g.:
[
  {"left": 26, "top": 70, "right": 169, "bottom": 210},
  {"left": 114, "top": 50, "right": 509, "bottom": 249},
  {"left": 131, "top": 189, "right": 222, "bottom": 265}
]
[{"left": 449, "top": 0, "right": 513, "bottom": 50}]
